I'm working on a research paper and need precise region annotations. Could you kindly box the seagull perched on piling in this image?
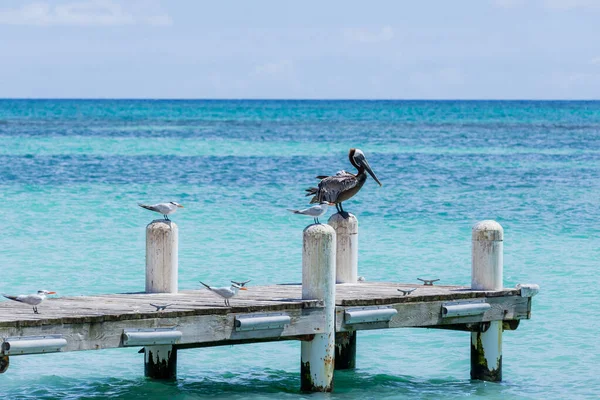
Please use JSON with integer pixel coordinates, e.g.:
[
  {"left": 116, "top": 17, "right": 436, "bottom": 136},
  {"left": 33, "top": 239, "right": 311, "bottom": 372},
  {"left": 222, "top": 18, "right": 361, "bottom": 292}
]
[
  {"left": 2, "top": 290, "right": 56, "bottom": 314},
  {"left": 138, "top": 202, "right": 184, "bottom": 220},
  {"left": 199, "top": 281, "right": 247, "bottom": 307},
  {"left": 288, "top": 201, "right": 334, "bottom": 224}
]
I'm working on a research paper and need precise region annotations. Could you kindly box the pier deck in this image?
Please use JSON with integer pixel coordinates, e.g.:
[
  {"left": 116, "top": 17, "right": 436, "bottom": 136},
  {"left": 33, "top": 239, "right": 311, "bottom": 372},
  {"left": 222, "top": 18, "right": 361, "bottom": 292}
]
[{"left": 0, "top": 282, "right": 532, "bottom": 353}]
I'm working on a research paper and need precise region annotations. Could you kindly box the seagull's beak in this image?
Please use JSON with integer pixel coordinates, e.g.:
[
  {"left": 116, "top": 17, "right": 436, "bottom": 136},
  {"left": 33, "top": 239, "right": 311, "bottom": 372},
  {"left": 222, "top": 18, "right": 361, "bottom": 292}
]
[
  {"left": 240, "top": 287, "right": 248, "bottom": 291},
  {"left": 48, "top": 291, "right": 56, "bottom": 294},
  {"left": 177, "top": 204, "right": 184, "bottom": 208}
]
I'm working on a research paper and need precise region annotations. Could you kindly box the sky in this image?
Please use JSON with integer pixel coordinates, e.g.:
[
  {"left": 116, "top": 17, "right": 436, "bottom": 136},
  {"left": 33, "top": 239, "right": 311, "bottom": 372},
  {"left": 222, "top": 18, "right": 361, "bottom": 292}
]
[{"left": 0, "top": 0, "right": 599, "bottom": 99}]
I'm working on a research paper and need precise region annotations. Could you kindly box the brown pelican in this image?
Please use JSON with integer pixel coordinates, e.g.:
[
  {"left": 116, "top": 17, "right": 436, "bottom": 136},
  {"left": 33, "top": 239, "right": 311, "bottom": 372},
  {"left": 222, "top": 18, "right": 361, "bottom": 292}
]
[{"left": 305, "top": 148, "right": 382, "bottom": 217}]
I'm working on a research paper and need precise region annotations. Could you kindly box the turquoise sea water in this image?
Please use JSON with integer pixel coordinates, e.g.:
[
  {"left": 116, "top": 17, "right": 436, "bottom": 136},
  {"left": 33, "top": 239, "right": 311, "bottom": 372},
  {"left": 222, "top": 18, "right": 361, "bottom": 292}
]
[{"left": 0, "top": 100, "right": 598, "bottom": 399}]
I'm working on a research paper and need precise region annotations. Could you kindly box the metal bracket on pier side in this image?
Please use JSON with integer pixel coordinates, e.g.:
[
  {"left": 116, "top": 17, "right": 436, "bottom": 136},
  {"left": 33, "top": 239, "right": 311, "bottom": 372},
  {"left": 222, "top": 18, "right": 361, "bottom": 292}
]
[
  {"left": 1, "top": 335, "right": 67, "bottom": 356},
  {"left": 122, "top": 328, "right": 182, "bottom": 347},
  {"left": 235, "top": 313, "right": 291, "bottom": 332},
  {"left": 344, "top": 306, "right": 398, "bottom": 325},
  {"left": 441, "top": 299, "right": 491, "bottom": 318},
  {"left": 516, "top": 283, "right": 540, "bottom": 297}
]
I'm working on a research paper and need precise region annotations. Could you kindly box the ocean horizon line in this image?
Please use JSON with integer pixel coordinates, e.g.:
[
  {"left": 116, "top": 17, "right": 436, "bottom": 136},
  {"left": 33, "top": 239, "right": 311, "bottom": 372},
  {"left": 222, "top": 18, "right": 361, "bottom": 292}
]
[{"left": 1, "top": 97, "right": 599, "bottom": 102}]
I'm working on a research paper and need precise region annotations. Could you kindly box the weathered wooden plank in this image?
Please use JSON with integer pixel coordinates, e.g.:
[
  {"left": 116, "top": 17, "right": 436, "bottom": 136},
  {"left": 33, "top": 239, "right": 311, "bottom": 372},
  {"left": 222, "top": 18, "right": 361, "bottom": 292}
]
[
  {"left": 335, "top": 296, "right": 529, "bottom": 332},
  {"left": 0, "top": 307, "right": 326, "bottom": 352},
  {"left": 0, "top": 297, "right": 316, "bottom": 328},
  {"left": 0, "top": 283, "right": 526, "bottom": 333}
]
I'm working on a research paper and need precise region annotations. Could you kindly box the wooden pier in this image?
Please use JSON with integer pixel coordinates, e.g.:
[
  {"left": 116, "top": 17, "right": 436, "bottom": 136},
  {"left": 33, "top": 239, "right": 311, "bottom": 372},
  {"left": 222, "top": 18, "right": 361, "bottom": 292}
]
[
  {"left": 0, "top": 282, "right": 533, "bottom": 345},
  {"left": 0, "top": 217, "right": 539, "bottom": 392}
]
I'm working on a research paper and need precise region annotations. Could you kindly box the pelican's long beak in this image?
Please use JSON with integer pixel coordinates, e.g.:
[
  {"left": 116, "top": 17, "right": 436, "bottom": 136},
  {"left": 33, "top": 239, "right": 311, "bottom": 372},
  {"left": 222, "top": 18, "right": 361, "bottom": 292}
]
[{"left": 362, "top": 159, "right": 382, "bottom": 186}]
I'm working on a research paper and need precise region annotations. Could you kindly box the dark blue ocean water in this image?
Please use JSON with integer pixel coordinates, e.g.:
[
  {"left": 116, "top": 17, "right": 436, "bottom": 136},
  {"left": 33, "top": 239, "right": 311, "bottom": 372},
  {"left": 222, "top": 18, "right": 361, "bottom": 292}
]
[{"left": 0, "top": 100, "right": 598, "bottom": 399}]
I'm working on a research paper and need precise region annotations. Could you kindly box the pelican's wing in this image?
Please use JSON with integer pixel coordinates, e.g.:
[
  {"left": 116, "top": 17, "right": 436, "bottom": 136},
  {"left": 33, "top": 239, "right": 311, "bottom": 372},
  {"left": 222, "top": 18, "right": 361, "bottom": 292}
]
[
  {"left": 314, "top": 170, "right": 349, "bottom": 180},
  {"left": 310, "top": 172, "right": 358, "bottom": 203}
]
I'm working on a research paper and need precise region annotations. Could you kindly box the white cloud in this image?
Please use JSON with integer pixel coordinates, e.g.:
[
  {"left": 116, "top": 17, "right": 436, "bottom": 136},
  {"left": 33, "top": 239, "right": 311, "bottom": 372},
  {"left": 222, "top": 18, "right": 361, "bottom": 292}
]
[
  {"left": 344, "top": 25, "right": 394, "bottom": 44},
  {"left": 0, "top": 0, "right": 172, "bottom": 26},
  {"left": 492, "top": 0, "right": 526, "bottom": 8},
  {"left": 542, "top": 0, "right": 600, "bottom": 10},
  {"left": 492, "top": 0, "right": 600, "bottom": 10},
  {"left": 410, "top": 67, "right": 466, "bottom": 95},
  {"left": 565, "top": 72, "right": 600, "bottom": 87},
  {"left": 253, "top": 60, "right": 294, "bottom": 77}
]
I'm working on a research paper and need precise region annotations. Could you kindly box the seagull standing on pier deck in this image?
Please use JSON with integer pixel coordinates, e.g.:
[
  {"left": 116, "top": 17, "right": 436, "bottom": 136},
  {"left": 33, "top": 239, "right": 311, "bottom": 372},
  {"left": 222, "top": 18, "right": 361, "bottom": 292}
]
[
  {"left": 305, "top": 148, "right": 382, "bottom": 218},
  {"left": 2, "top": 290, "right": 56, "bottom": 314},
  {"left": 288, "top": 201, "right": 334, "bottom": 224},
  {"left": 199, "top": 281, "right": 247, "bottom": 307},
  {"left": 138, "top": 201, "right": 184, "bottom": 220}
]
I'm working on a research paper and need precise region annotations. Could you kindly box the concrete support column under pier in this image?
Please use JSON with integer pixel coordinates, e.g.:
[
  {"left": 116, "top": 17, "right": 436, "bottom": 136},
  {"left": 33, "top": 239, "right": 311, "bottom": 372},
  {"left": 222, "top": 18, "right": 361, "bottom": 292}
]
[
  {"left": 471, "top": 220, "right": 503, "bottom": 382},
  {"left": 329, "top": 212, "right": 358, "bottom": 370},
  {"left": 301, "top": 223, "right": 336, "bottom": 392},
  {"left": 144, "top": 220, "right": 179, "bottom": 379},
  {"left": 144, "top": 345, "right": 177, "bottom": 380}
]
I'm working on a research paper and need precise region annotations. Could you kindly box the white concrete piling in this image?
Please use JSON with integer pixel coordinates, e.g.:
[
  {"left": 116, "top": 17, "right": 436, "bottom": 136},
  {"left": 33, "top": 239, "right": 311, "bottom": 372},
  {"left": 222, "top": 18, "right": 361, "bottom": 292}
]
[
  {"left": 328, "top": 213, "right": 358, "bottom": 284},
  {"left": 301, "top": 224, "right": 336, "bottom": 392},
  {"left": 328, "top": 212, "right": 358, "bottom": 369},
  {"left": 145, "top": 220, "right": 178, "bottom": 294},
  {"left": 471, "top": 220, "right": 503, "bottom": 381},
  {"left": 145, "top": 220, "right": 179, "bottom": 379}
]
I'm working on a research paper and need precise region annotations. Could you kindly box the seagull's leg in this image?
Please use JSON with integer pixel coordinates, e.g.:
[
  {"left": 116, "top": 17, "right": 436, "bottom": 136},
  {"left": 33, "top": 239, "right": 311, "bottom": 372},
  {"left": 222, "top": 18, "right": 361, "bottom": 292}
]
[
  {"left": 33, "top": 306, "right": 38, "bottom": 314},
  {"left": 335, "top": 203, "right": 341, "bottom": 213}
]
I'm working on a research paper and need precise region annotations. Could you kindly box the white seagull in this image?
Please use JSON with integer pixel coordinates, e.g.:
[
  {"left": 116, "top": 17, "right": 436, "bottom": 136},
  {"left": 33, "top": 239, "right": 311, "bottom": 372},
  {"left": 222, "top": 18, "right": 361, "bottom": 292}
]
[
  {"left": 2, "top": 290, "right": 56, "bottom": 314},
  {"left": 288, "top": 201, "right": 334, "bottom": 224},
  {"left": 199, "top": 281, "right": 247, "bottom": 307},
  {"left": 138, "top": 201, "right": 184, "bottom": 220}
]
